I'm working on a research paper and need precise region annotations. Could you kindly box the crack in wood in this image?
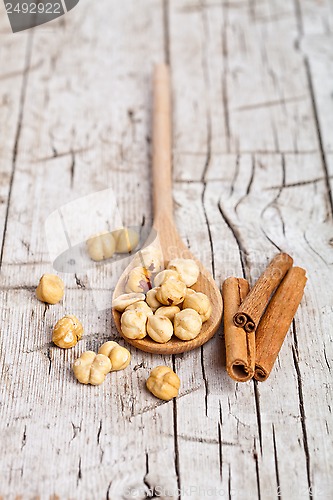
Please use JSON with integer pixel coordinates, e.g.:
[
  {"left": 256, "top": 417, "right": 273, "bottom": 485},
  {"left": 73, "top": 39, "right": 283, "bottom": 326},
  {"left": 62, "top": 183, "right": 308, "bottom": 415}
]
[
  {"left": 228, "top": 463, "right": 232, "bottom": 500},
  {"left": 33, "top": 146, "right": 92, "bottom": 163},
  {"left": 46, "top": 348, "right": 52, "bottom": 375},
  {"left": 222, "top": 1, "right": 230, "bottom": 152},
  {"left": 217, "top": 199, "right": 248, "bottom": 277},
  {"left": 143, "top": 452, "right": 158, "bottom": 498},
  {"left": 253, "top": 438, "right": 262, "bottom": 500},
  {"left": 264, "top": 176, "right": 333, "bottom": 190},
  {"left": 303, "top": 231, "right": 329, "bottom": 267},
  {"left": 323, "top": 348, "right": 331, "bottom": 373},
  {"left": 272, "top": 424, "right": 281, "bottom": 499},
  {"left": 304, "top": 59, "right": 333, "bottom": 218},
  {"left": 200, "top": 346, "right": 209, "bottom": 417},
  {"left": 218, "top": 401, "right": 223, "bottom": 481},
  {"left": 199, "top": 7, "right": 216, "bottom": 277},
  {"left": 70, "top": 420, "right": 82, "bottom": 443},
  {"left": 235, "top": 154, "right": 256, "bottom": 214},
  {"left": 260, "top": 228, "right": 282, "bottom": 253},
  {"left": 21, "top": 426, "right": 27, "bottom": 451},
  {"left": 70, "top": 150, "right": 75, "bottom": 189},
  {"left": 230, "top": 155, "right": 240, "bottom": 197},
  {"left": 105, "top": 481, "right": 112, "bottom": 500},
  {"left": 172, "top": 356, "right": 181, "bottom": 500},
  {"left": 233, "top": 95, "right": 307, "bottom": 112},
  {"left": 76, "top": 457, "right": 82, "bottom": 487},
  {"left": 293, "top": 0, "right": 304, "bottom": 37},
  {"left": 0, "top": 34, "right": 33, "bottom": 271},
  {"left": 163, "top": 0, "right": 170, "bottom": 65},
  {"left": 97, "top": 420, "right": 102, "bottom": 445},
  {"left": 200, "top": 0, "right": 212, "bottom": 182},
  {"left": 253, "top": 381, "right": 263, "bottom": 455},
  {"left": 74, "top": 274, "right": 86, "bottom": 289},
  {"left": 292, "top": 320, "right": 313, "bottom": 498}
]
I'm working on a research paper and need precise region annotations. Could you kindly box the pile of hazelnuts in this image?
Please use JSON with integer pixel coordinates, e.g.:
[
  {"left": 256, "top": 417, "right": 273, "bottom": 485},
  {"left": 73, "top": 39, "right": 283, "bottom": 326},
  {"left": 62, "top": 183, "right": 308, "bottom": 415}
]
[{"left": 113, "top": 248, "right": 212, "bottom": 343}]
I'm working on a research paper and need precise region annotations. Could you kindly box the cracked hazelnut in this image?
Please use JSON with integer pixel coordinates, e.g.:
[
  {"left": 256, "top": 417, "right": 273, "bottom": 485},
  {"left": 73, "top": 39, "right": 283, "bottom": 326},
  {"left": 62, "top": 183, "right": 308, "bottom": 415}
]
[
  {"left": 73, "top": 351, "right": 111, "bottom": 385},
  {"left": 36, "top": 274, "right": 64, "bottom": 305},
  {"left": 156, "top": 279, "right": 187, "bottom": 306},
  {"left": 183, "top": 291, "right": 212, "bottom": 322},
  {"left": 121, "top": 309, "right": 147, "bottom": 339},
  {"left": 113, "top": 292, "right": 145, "bottom": 312},
  {"left": 98, "top": 341, "right": 131, "bottom": 371},
  {"left": 154, "top": 269, "right": 179, "bottom": 287},
  {"left": 146, "top": 288, "right": 162, "bottom": 312},
  {"left": 125, "top": 266, "right": 152, "bottom": 293},
  {"left": 52, "top": 315, "right": 83, "bottom": 349},
  {"left": 133, "top": 246, "right": 163, "bottom": 273},
  {"left": 125, "top": 300, "right": 153, "bottom": 317},
  {"left": 86, "top": 232, "right": 116, "bottom": 261},
  {"left": 155, "top": 306, "right": 180, "bottom": 322},
  {"left": 167, "top": 258, "right": 200, "bottom": 287},
  {"left": 113, "top": 228, "right": 139, "bottom": 253},
  {"left": 147, "top": 315, "right": 174, "bottom": 343},
  {"left": 174, "top": 308, "right": 202, "bottom": 340},
  {"left": 146, "top": 366, "right": 180, "bottom": 401}
]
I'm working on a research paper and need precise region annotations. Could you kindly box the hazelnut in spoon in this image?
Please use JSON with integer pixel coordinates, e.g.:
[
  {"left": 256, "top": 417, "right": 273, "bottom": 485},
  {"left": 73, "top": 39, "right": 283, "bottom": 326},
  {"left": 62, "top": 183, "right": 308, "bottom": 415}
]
[{"left": 112, "top": 64, "right": 222, "bottom": 354}]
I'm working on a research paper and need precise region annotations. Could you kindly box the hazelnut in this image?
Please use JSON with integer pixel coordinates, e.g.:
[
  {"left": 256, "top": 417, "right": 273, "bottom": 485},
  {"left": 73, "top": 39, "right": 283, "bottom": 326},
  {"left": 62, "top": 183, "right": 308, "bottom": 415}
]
[
  {"left": 146, "top": 366, "right": 180, "bottom": 401},
  {"left": 125, "top": 266, "right": 152, "bottom": 293},
  {"left": 183, "top": 291, "right": 212, "bottom": 322},
  {"left": 121, "top": 310, "right": 147, "bottom": 339},
  {"left": 147, "top": 315, "right": 173, "bottom": 343},
  {"left": 167, "top": 258, "right": 199, "bottom": 287},
  {"left": 146, "top": 288, "right": 163, "bottom": 312},
  {"left": 133, "top": 246, "right": 163, "bottom": 273},
  {"left": 36, "top": 274, "right": 64, "bottom": 305},
  {"left": 174, "top": 308, "right": 202, "bottom": 340},
  {"left": 86, "top": 231, "right": 116, "bottom": 261},
  {"left": 113, "top": 292, "right": 145, "bottom": 312},
  {"left": 155, "top": 306, "right": 180, "bottom": 322},
  {"left": 154, "top": 269, "right": 179, "bottom": 287},
  {"left": 73, "top": 351, "right": 111, "bottom": 385},
  {"left": 98, "top": 341, "right": 131, "bottom": 371},
  {"left": 156, "top": 279, "right": 187, "bottom": 306},
  {"left": 113, "top": 228, "right": 139, "bottom": 253},
  {"left": 125, "top": 300, "right": 153, "bottom": 317},
  {"left": 52, "top": 315, "right": 83, "bottom": 349}
]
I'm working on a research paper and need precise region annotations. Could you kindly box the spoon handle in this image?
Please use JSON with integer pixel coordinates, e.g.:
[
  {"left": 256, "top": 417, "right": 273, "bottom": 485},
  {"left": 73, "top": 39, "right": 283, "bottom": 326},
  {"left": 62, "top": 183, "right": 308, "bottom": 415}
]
[{"left": 152, "top": 64, "right": 173, "bottom": 221}]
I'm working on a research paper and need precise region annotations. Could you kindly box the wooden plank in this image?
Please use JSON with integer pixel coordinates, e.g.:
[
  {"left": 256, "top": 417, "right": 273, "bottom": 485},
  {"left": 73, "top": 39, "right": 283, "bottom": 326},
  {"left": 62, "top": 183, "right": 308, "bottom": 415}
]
[
  {"left": 0, "top": 25, "right": 30, "bottom": 262},
  {"left": 170, "top": 0, "right": 333, "bottom": 498},
  {"left": 214, "top": 152, "right": 333, "bottom": 498},
  {"left": 0, "top": 0, "right": 180, "bottom": 498}
]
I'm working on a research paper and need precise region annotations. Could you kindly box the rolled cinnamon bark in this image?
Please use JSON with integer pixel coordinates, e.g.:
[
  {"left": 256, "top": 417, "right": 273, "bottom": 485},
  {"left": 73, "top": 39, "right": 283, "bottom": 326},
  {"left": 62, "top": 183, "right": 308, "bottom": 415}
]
[
  {"left": 254, "top": 266, "right": 307, "bottom": 382},
  {"left": 222, "top": 277, "right": 255, "bottom": 382},
  {"left": 233, "top": 253, "right": 293, "bottom": 333}
]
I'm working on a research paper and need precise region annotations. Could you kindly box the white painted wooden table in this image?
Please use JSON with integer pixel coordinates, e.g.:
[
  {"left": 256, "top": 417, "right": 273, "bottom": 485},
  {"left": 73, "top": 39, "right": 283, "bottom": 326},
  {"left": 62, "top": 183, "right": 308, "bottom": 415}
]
[{"left": 0, "top": 1, "right": 332, "bottom": 498}]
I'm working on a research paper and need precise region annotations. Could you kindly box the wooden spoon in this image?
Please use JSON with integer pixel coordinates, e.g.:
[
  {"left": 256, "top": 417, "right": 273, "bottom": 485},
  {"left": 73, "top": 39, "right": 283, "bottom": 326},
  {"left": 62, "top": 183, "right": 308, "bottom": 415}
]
[{"left": 112, "top": 64, "right": 223, "bottom": 354}]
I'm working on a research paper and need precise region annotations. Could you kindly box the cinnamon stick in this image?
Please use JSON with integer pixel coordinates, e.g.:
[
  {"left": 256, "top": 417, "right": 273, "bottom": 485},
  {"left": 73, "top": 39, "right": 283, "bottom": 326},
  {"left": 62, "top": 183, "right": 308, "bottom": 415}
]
[
  {"left": 254, "top": 266, "right": 307, "bottom": 382},
  {"left": 233, "top": 253, "right": 293, "bottom": 333},
  {"left": 222, "top": 277, "right": 255, "bottom": 382}
]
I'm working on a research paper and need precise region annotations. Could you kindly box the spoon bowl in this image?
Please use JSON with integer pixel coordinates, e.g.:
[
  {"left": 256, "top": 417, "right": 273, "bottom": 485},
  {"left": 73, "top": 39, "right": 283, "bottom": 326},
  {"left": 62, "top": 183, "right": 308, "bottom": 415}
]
[{"left": 112, "top": 218, "right": 223, "bottom": 354}]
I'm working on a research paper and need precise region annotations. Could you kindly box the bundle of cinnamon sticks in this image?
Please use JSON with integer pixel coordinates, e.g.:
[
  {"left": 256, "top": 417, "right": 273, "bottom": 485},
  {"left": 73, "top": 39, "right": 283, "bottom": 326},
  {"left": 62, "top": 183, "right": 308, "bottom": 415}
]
[{"left": 222, "top": 253, "right": 307, "bottom": 382}]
